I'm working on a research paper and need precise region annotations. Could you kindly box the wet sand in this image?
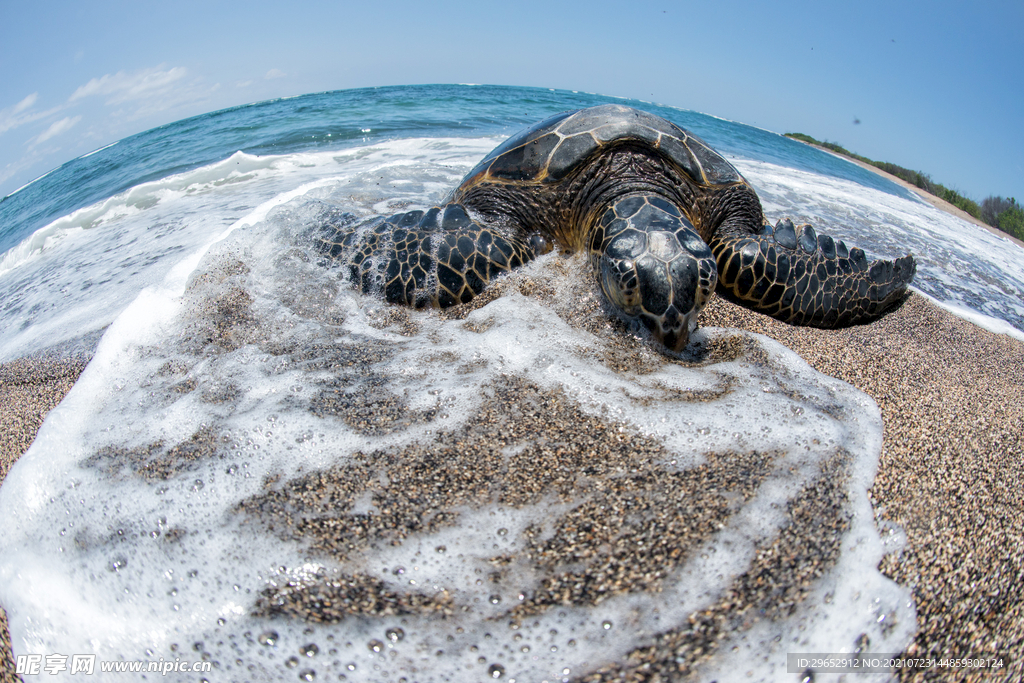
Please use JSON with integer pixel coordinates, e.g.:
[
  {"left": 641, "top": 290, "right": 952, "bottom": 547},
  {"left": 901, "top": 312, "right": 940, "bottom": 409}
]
[
  {"left": 3, "top": 171, "right": 1024, "bottom": 683},
  {"left": 0, "top": 356, "right": 88, "bottom": 683},
  {"left": 2, "top": 292, "right": 1021, "bottom": 681},
  {"left": 703, "top": 294, "right": 1024, "bottom": 682}
]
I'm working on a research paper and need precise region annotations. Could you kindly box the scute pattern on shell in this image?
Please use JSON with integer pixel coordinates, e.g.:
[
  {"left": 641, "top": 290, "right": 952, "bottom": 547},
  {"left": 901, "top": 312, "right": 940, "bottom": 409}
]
[
  {"left": 460, "top": 104, "right": 741, "bottom": 190},
  {"left": 314, "top": 105, "right": 916, "bottom": 351}
]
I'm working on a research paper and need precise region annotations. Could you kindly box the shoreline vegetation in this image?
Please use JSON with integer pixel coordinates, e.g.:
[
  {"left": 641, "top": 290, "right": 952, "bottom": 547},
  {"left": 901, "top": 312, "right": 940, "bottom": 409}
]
[{"left": 785, "top": 133, "right": 1024, "bottom": 242}]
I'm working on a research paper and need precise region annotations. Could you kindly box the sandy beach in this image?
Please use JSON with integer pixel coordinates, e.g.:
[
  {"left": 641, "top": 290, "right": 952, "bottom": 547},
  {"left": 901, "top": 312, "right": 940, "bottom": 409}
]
[
  {"left": 0, "top": 356, "right": 87, "bottom": 683},
  {"left": 2, "top": 209, "right": 1022, "bottom": 680}
]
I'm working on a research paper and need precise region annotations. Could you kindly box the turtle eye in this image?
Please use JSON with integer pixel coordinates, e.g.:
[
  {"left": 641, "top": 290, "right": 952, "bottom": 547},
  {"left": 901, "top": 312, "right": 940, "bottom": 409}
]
[
  {"left": 528, "top": 233, "right": 553, "bottom": 255},
  {"left": 599, "top": 255, "right": 641, "bottom": 313}
]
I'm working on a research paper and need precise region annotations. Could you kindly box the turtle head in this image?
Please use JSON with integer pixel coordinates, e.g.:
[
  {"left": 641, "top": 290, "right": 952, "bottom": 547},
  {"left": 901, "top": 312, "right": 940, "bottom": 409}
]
[{"left": 595, "top": 196, "right": 718, "bottom": 352}]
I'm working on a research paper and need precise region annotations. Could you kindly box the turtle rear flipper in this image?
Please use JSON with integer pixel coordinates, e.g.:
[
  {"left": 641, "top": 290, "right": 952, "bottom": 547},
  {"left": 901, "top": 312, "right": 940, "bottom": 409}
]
[
  {"left": 315, "top": 203, "right": 537, "bottom": 308},
  {"left": 710, "top": 219, "right": 916, "bottom": 328}
]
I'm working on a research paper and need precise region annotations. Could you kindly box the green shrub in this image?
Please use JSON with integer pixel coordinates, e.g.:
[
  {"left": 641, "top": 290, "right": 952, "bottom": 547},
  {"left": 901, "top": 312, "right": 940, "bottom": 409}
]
[
  {"left": 981, "top": 196, "right": 1019, "bottom": 227},
  {"left": 785, "top": 133, "right": 819, "bottom": 145},
  {"left": 998, "top": 206, "right": 1024, "bottom": 240},
  {"left": 940, "top": 188, "right": 982, "bottom": 218},
  {"left": 871, "top": 162, "right": 939, "bottom": 194},
  {"left": 785, "top": 132, "right": 993, "bottom": 222},
  {"left": 821, "top": 141, "right": 852, "bottom": 156},
  {"left": 784, "top": 133, "right": 867, "bottom": 162}
]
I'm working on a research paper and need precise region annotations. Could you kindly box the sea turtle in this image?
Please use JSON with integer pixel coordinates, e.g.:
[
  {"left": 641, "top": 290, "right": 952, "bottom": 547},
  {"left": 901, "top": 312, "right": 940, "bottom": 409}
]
[{"left": 315, "top": 104, "right": 915, "bottom": 351}]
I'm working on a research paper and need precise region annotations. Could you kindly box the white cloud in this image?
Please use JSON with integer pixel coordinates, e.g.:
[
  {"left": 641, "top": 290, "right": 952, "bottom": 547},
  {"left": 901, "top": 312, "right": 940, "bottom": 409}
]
[
  {"left": 29, "top": 116, "right": 81, "bottom": 147},
  {"left": 13, "top": 93, "right": 38, "bottom": 114},
  {"left": 265, "top": 69, "right": 286, "bottom": 80},
  {"left": 66, "top": 65, "right": 221, "bottom": 121},
  {"left": 70, "top": 66, "right": 189, "bottom": 105},
  {"left": 1, "top": 64, "right": 220, "bottom": 195},
  {"left": 0, "top": 93, "right": 48, "bottom": 135}
]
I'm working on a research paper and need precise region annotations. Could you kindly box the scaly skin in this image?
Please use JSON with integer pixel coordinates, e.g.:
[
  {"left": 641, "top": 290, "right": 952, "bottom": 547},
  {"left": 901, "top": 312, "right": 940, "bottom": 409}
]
[
  {"left": 712, "top": 218, "right": 917, "bottom": 328},
  {"left": 314, "top": 105, "right": 916, "bottom": 351},
  {"left": 315, "top": 204, "right": 535, "bottom": 309}
]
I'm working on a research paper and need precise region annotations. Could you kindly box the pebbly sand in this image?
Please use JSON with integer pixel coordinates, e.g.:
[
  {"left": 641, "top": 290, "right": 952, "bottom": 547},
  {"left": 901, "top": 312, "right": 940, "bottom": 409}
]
[
  {"left": 1, "top": 227, "right": 1023, "bottom": 682},
  {"left": 0, "top": 356, "right": 88, "bottom": 683},
  {"left": 3, "top": 293, "right": 1022, "bottom": 682}
]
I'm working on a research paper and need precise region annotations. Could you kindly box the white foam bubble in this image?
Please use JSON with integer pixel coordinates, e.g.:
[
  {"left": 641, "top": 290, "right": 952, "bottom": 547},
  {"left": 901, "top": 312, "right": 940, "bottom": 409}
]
[
  {"left": 1, "top": 174, "right": 915, "bottom": 681},
  {"left": 911, "top": 288, "right": 1024, "bottom": 342},
  {"left": 4, "top": 140, "right": 1022, "bottom": 366},
  {"left": 0, "top": 151, "right": 327, "bottom": 279},
  {"left": 0, "top": 138, "right": 496, "bottom": 362},
  {"left": 735, "top": 158, "right": 1024, "bottom": 335},
  {"left": 8, "top": 124, "right": 1024, "bottom": 680}
]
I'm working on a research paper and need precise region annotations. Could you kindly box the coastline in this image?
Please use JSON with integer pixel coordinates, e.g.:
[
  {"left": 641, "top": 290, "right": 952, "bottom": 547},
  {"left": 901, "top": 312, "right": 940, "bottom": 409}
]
[
  {"left": 802, "top": 140, "right": 1024, "bottom": 250},
  {"left": 2, "top": 211, "right": 1023, "bottom": 681}
]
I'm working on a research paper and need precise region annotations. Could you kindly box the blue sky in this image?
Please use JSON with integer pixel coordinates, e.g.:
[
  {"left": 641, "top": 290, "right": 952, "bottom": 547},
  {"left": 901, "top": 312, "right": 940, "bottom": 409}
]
[{"left": 1, "top": 0, "right": 1021, "bottom": 203}]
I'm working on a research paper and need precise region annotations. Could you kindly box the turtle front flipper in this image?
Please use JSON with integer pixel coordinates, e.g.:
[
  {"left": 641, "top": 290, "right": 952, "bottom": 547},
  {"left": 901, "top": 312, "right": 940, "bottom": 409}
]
[
  {"left": 314, "top": 203, "right": 538, "bottom": 308},
  {"left": 710, "top": 219, "right": 916, "bottom": 328}
]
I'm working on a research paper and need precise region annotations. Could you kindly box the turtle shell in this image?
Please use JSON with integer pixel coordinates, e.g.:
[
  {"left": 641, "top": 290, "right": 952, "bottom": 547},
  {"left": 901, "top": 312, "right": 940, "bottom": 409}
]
[{"left": 460, "top": 104, "right": 741, "bottom": 190}]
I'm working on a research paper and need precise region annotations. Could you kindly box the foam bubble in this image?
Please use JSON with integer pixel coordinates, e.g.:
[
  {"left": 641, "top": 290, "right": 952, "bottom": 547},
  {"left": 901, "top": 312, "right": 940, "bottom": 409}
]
[
  {"left": 0, "top": 138, "right": 495, "bottom": 362},
  {"left": 0, "top": 177, "right": 915, "bottom": 681},
  {"left": 912, "top": 288, "right": 1024, "bottom": 342},
  {"left": 6, "top": 123, "right": 1024, "bottom": 681},
  {"left": 736, "top": 158, "right": 1024, "bottom": 334}
]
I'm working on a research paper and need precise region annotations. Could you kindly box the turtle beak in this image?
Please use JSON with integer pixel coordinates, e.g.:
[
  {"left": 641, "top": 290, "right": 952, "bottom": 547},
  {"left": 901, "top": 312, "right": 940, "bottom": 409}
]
[
  {"left": 599, "top": 229, "right": 717, "bottom": 352},
  {"left": 594, "top": 195, "right": 718, "bottom": 352}
]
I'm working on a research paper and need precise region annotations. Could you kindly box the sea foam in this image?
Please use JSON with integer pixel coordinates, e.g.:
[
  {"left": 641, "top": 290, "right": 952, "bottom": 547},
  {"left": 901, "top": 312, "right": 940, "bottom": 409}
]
[
  {"left": 736, "top": 158, "right": 1024, "bottom": 333},
  {"left": 1, "top": 91, "right": 1022, "bottom": 680},
  {"left": 0, "top": 139, "right": 497, "bottom": 362},
  {"left": 1, "top": 156, "right": 917, "bottom": 681}
]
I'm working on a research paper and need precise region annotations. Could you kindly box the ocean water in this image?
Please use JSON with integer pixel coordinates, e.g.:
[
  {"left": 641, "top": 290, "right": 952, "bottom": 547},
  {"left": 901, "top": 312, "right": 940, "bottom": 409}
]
[{"left": 0, "top": 84, "right": 1022, "bottom": 682}]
